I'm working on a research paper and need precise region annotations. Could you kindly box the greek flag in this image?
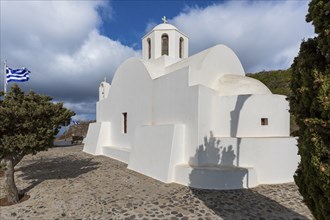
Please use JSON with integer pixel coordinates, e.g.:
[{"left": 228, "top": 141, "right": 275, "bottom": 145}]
[{"left": 6, "top": 67, "right": 30, "bottom": 83}]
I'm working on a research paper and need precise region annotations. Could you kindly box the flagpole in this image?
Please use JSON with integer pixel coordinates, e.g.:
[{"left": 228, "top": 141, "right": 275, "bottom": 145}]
[{"left": 3, "top": 60, "right": 7, "bottom": 94}]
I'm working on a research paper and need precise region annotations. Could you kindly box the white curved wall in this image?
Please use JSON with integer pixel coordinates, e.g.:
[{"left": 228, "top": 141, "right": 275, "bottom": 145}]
[
  {"left": 97, "top": 58, "right": 153, "bottom": 148},
  {"left": 166, "top": 45, "right": 245, "bottom": 90}
]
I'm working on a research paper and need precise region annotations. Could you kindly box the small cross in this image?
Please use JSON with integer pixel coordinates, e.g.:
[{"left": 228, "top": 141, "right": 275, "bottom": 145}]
[
  {"left": 104, "top": 77, "right": 107, "bottom": 82},
  {"left": 162, "top": 16, "right": 168, "bottom": 24}
]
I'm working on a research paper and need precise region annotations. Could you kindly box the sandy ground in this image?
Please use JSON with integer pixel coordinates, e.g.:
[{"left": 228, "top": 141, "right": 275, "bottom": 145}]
[{"left": 0, "top": 144, "right": 313, "bottom": 220}]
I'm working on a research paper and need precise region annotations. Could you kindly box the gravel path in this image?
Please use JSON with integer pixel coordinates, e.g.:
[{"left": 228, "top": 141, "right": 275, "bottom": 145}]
[{"left": 0, "top": 145, "right": 313, "bottom": 219}]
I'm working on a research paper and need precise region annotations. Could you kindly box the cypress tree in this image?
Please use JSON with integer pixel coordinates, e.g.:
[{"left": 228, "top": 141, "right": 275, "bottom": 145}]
[{"left": 290, "top": 1, "right": 330, "bottom": 219}]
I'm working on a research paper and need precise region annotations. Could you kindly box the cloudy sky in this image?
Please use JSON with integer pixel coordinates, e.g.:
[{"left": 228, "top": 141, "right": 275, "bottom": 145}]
[{"left": 0, "top": 0, "right": 315, "bottom": 121}]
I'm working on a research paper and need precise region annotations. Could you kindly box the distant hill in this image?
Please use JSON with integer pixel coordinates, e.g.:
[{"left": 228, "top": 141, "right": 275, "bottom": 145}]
[
  {"left": 247, "top": 69, "right": 292, "bottom": 97},
  {"left": 57, "top": 120, "right": 95, "bottom": 140}
]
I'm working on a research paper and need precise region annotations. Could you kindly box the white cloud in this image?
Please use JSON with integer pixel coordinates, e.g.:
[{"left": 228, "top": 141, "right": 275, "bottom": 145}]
[
  {"left": 1, "top": 0, "right": 316, "bottom": 120},
  {"left": 43, "top": 29, "right": 139, "bottom": 101},
  {"left": 1, "top": 1, "right": 102, "bottom": 55},
  {"left": 0, "top": 0, "right": 139, "bottom": 119},
  {"left": 171, "top": 1, "right": 315, "bottom": 73},
  {"left": 64, "top": 102, "right": 96, "bottom": 120},
  {"left": 145, "top": 21, "right": 157, "bottom": 34}
]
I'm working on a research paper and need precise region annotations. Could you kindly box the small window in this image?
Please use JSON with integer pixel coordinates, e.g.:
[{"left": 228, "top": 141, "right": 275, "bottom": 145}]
[
  {"left": 261, "top": 118, "right": 268, "bottom": 126},
  {"left": 147, "top": 38, "right": 151, "bottom": 59},
  {"left": 179, "top": 37, "right": 184, "bottom": 58},
  {"left": 122, "top": 112, "right": 127, "bottom": 133},
  {"left": 161, "top": 34, "right": 169, "bottom": 55}
]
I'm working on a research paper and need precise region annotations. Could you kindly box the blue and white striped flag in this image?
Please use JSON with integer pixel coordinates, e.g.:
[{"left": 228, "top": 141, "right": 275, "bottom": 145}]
[{"left": 6, "top": 67, "right": 30, "bottom": 83}]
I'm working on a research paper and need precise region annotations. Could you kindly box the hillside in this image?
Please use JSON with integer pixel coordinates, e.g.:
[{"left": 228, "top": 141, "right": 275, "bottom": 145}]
[
  {"left": 247, "top": 69, "right": 292, "bottom": 96},
  {"left": 57, "top": 120, "right": 95, "bottom": 140}
]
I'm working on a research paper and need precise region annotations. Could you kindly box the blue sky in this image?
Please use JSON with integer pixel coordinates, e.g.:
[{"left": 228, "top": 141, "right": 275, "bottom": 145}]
[
  {"left": 101, "top": 0, "right": 218, "bottom": 48},
  {"left": 0, "top": 0, "right": 314, "bottom": 121}
]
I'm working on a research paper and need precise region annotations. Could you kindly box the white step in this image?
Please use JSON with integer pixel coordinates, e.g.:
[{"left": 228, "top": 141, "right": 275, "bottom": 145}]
[
  {"left": 174, "top": 164, "right": 258, "bottom": 190},
  {"left": 102, "top": 146, "right": 130, "bottom": 164}
]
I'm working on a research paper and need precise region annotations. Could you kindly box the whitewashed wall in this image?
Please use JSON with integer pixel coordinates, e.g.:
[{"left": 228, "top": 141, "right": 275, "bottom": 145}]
[
  {"left": 166, "top": 45, "right": 245, "bottom": 90},
  {"left": 96, "top": 58, "right": 153, "bottom": 148},
  {"left": 152, "top": 66, "right": 199, "bottom": 164},
  {"left": 215, "top": 94, "right": 290, "bottom": 137}
]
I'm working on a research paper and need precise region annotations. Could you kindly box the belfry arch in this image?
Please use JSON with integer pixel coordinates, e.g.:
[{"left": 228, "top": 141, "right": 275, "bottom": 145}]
[
  {"left": 161, "top": 34, "right": 169, "bottom": 56},
  {"left": 142, "top": 17, "right": 189, "bottom": 63},
  {"left": 179, "top": 37, "right": 184, "bottom": 58}
]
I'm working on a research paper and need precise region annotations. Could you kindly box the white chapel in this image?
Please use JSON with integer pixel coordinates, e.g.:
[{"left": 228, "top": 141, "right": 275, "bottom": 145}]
[{"left": 83, "top": 18, "right": 299, "bottom": 189}]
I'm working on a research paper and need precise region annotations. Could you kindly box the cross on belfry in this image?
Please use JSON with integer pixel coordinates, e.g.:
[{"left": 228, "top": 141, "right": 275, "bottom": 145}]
[{"left": 162, "top": 16, "right": 168, "bottom": 24}]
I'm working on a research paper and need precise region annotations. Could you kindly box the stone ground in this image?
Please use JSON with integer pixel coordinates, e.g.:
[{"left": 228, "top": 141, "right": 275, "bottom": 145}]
[{"left": 0, "top": 145, "right": 314, "bottom": 220}]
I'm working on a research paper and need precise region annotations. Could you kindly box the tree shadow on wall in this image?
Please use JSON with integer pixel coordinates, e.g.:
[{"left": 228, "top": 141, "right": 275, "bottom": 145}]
[
  {"left": 190, "top": 131, "right": 221, "bottom": 166},
  {"left": 185, "top": 93, "right": 308, "bottom": 218},
  {"left": 16, "top": 155, "right": 100, "bottom": 194},
  {"left": 188, "top": 131, "right": 308, "bottom": 219},
  {"left": 188, "top": 131, "right": 247, "bottom": 190}
]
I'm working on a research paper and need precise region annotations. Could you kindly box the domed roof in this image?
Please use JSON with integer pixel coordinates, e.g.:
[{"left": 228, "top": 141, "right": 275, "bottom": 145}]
[
  {"left": 152, "top": 23, "right": 178, "bottom": 31},
  {"left": 217, "top": 74, "right": 272, "bottom": 96}
]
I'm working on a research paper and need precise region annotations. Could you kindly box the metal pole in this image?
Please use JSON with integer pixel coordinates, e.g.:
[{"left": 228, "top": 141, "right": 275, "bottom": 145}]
[
  {"left": 64, "top": 121, "right": 67, "bottom": 141},
  {"left": 3, "top": 60, "right": 7, "bottom": 94}
]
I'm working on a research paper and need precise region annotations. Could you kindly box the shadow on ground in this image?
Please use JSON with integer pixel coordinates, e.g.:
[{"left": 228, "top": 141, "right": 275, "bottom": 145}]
[
  {"left": 190, "top": 187, "right": 309, "bottom": 219},
  {"left": 16, "top": 155, "right": 100, "bottom": 194}
]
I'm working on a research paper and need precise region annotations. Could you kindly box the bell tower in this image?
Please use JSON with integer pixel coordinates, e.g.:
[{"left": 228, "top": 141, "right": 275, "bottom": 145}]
[{"left": 142, "top": 16, "right": 188, "bottom": 65}]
